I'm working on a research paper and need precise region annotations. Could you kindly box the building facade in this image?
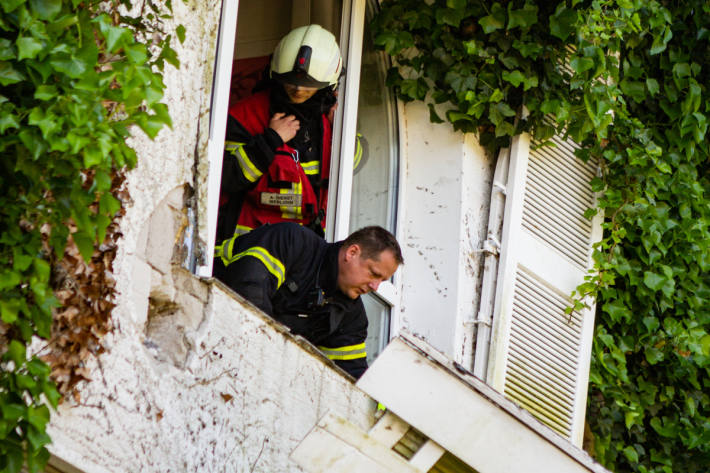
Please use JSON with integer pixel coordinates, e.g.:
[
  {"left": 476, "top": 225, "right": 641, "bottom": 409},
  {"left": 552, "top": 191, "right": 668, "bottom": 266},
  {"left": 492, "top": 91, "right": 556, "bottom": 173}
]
[{"left": 44, "top": 1, "right": 609, "bottom": 472}]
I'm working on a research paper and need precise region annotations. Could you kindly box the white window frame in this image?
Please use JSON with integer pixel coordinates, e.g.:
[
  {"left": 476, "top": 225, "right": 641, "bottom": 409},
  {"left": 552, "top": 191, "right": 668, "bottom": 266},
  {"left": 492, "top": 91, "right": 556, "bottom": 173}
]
[{"left": 197, "top": 0, "right": 240, "bottom": 277}]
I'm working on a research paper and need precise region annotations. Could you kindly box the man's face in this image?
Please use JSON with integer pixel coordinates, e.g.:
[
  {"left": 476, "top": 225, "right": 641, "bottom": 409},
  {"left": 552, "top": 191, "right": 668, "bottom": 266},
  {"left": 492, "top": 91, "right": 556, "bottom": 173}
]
[
  {"left": 283, "top": 83, "right": 319, "bottom": 104},
  {"left": 337, "top": 245, "right": 399, "bottom": 299}
]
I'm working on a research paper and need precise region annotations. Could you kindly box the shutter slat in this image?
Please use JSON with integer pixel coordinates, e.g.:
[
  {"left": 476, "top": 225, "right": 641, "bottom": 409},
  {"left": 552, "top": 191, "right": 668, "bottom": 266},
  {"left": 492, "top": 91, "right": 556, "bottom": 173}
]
[
  {"left": 510, "top": 312, "right": 580, "bottom": 367},
  {"left": 522, "top": 141, "right": 597, "bottom": 269},
  {"left": 517, "top": 268, "right": 582, "bottom": 331},
  {"left": 507, "top": 341, "right": 579, "bottom": 400},
  {"left": 527, "top": 156, "right": 594, "bottom": 214}
]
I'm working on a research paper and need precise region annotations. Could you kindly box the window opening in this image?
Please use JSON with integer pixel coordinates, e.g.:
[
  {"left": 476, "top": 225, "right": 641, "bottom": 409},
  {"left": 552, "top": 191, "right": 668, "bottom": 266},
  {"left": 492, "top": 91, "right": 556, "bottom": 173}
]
[
  {"left": 198, "top": 0, "right": 344, "bottom": 276},
  {"left": 202, "top": 0, "right": 399, "bottom": 368}
]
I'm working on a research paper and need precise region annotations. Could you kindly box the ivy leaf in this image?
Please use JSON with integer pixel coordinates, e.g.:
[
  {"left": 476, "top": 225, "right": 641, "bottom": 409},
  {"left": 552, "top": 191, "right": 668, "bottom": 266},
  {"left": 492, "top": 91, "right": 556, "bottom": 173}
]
[
  {"left": 0, "top": 299, "right": 22, "bottom": 323},
  {"left": 0, "top": 60, "right": 26, "bottom": 85},
  {"left": 513, "top": 40, "right": 542, "bottom": 58},
  {"left": 489, "top": 88, "right": 504, "bottom": 102},
  {"left": 645, "top": 346, "right": 664, "bottom": 364},
  {"left": 479, "top": 3, "right": 505, "bottom": 33},
  {"left": 570, "top": 56, "right": 594, "bottom": 74},
  {"left": 623, "top": 446, "right": 639, "bottom": 464},
  {"left": 620, "top": 79, "right": 646, "bottom": 102},
  {"left": 99, "top": 192, "right": 121, "bottom": 216},
  {"left": 650, "top": 417, "right": 678, "bottom": 437},
  {"left": 435, "top": 7, "right": 466, "bottom": 27},
  {"left": 135, "top": 113, "right": 167, "bottom": 139},
  {"left": 16, "top": 36, "right": 43, "bottom": 60},
  {"left": 643, "top": 271, "right": 665, "bottom": 291},
  {"left": 176, "top": 24, "right": 186, "bottom": 44},
  {"left": 34, "top": 84, "right": 57, "bottom": 100},
  {"left": 672, "top": 62, "right": 690, "bottom": 78},
  {"left": 42, "top": 381, "right": 60, "bottom": 409},
  {"left": 125, "top": 43, "right": 148, "bottom": 64},
  {"left": 6, "top": 340, "right": 27, "bottom": 366},
  {"left": 643, "top": 316, "right": 660, "bottom": 332},
  {"left": 71, "top": 230, "right": 94, "bottom": 262},
  {"left": 0, "top": 0, "right": 24, "bottom": 13},
  {"left": 150, "top": 102, "right": 172, "bottom": 128},
  {"left": 50, "top": 55, "right": 87, "bottom": 78},
  {"left": 446, "top": 110, "right": 474, "bottom": 124},
  {"left": 445, "top": 70, "right": 476, "bottom": 94},
  {"left": 0, "top": 38, "right": 15, "bottom": 60},
  {"left": 508, "top": 3, "right": 538, "bottom": 30},
  {"left": 603, "top": 299, "right": 632, "bottom": 324},
  {"left": 400, "top": 78, "right": 428, "bottom": 101},
  {"left": 26, "top": 405, "right": 49, "bottom": 431},
  {"left": 495, "top": 120, "right": 515, "bottom": 137},
  {"left": 646, "top": 78, "right": 660, "bottom": 96},
  {"left": 502, "top": 70, "right": 526, "bottom": 87},
  {"left": 374, "top": 31, "right": 398, "bottom": 55},
  {"left": 428, "top": 103, "right": 444, "bottom": 123},
  {"left": 549, "top": 7, "right": 577, "bottom": 41},
  {"left": 29, "top": 0, "right": 62, "bottom": 20},
  {"left": 650, "top": 26, "right": 673, "bottom": 55},
  {"left": 28, "top": 107, "right": 59, "bottom": 138},
  {"left": 26, "top": 426, "right": 51, "bottom": 451},
  {"left": 95, "top": 15, "right": 133, "bottom": 53},
  {"left": 83, "top": 145, "right": 104, "bottom": 168},
  {"left": 4, "top": 444, "right": 23, "bottom": 473},
  {"left": 0, "top": 112, "right": 20, "bottom": 132}
]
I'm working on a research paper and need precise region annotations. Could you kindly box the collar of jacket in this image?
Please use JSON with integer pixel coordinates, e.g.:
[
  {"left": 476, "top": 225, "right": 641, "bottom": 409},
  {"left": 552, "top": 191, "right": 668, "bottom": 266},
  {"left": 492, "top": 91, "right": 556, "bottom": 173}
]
[{"left": 319, "top": 241, "right": 343, "bottom": 298}]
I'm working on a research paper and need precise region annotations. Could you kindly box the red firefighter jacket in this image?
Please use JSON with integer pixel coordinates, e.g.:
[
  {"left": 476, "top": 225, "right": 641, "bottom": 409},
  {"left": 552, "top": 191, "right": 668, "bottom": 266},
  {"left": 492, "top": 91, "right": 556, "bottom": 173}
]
[{"left": 216, "top": 90, "right": 332, "bottom": 244}]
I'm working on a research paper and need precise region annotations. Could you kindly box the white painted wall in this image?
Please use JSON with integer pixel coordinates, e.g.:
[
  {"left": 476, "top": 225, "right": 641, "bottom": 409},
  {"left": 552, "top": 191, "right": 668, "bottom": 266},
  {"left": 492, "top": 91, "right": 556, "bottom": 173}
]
[
  {"left": 396, "top": 101, "right": 494, "bottom": 363},
  {"left": 49, "top": 280, "right": 374, "bottom": 473}
]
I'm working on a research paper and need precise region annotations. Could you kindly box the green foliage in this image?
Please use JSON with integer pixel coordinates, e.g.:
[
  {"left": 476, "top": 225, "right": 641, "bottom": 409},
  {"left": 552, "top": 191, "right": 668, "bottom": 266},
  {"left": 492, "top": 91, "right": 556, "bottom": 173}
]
[
  {"left": 0, "top": 0, "right": 178, "bottom": 470},
  {"left": 375, "top": 1, "right": 710, "bottom": 472}
]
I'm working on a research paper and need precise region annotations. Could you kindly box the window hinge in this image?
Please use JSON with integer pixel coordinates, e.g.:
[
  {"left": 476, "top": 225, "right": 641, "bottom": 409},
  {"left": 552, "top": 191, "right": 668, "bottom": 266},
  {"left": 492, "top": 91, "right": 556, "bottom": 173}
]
[{"left": 474, "top": 237, "right": 500, "bottom": 256}]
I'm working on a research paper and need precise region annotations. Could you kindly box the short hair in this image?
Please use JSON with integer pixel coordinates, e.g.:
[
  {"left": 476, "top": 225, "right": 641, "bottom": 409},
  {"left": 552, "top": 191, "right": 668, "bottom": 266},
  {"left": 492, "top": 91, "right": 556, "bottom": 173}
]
[{"left": 343, "top": 226, "right": 404, "bottom": 265}]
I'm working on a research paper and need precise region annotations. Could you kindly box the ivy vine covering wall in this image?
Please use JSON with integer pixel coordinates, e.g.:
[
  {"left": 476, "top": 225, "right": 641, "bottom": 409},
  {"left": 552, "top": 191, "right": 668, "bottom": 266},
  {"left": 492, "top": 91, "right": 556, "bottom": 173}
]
[
  {"left": 373, "top": 1, "right": 709, "bottom": 472},
  {"left": 0, "top": 0, "right": 179, "bottom": 471}
]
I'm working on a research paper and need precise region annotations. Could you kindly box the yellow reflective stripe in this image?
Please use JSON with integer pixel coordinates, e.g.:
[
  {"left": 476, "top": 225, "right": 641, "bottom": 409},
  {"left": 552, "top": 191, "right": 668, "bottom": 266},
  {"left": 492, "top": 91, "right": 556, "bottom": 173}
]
[
  {"left": 280, "top": 181, "right": 302, "bottom": 220},
  {"left": 234, "top": 224, "right": 252, "bottom": 236},
  {"left": 317, "top": 342, "right": 367, "bottom": 361},
  {"left": 214, "top": 241, "right": 225, "bottom": 259},
  {"left": 216, "top": 228, "right": 253, "bottom": 263},
  {"left": 225, "top": 140, "right": 262, "bottom": 183},
  {"left": 300, "top": 160, "right": 320, "bottom": 175},
  {"left": 353, "top": 133, "right": 363, "bottom": 171},
  {"left": 223, "top": 246, "right": 285, "bottom": 288}
]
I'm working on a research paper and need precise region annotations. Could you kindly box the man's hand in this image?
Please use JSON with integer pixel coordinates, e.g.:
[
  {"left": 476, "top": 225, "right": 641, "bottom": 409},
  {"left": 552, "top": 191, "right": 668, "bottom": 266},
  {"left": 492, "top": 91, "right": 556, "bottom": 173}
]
[{"left": 269, "top": 112, "right": 300, "bottom": 143}]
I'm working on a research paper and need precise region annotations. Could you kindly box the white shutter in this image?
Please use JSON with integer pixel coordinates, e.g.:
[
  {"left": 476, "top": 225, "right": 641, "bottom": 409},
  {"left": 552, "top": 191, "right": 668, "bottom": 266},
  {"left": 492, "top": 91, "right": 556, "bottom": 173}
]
[{"left": 486, "top": 132, "right": 602, "bottom": 446}]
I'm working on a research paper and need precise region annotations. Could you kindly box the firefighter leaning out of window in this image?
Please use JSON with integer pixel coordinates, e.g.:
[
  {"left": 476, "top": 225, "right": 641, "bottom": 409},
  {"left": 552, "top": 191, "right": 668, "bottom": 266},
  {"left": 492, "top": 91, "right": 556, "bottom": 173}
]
[{"left": 213, "top": 25, "right": 389, "bottom": 379}]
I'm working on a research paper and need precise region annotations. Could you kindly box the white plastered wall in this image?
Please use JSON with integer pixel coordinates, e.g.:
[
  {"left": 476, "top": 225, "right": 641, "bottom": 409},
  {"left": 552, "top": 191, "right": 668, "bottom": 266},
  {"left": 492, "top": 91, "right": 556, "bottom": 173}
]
[
  {"left": 48, "top": 279, "right": 374, "bottom": 473},
  {"left": 45, "top": 1, "right": 375, "bottom": 471},
  {"left": 396, "top": 101, "right": 494, "bottom": 364}
]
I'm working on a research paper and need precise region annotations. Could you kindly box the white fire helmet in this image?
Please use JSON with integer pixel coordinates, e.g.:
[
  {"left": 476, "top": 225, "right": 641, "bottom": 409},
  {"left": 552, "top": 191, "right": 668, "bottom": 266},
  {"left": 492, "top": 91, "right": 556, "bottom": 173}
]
[{"left": 271, "top": 24, "right": 343, "bottom": 89}]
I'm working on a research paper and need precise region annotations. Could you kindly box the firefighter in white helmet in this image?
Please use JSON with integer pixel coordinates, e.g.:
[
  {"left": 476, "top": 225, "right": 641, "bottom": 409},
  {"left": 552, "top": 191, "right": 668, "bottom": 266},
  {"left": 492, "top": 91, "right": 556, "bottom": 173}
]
[{"left": 215, "top": 24, "right": 350, "bottom": 258}]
